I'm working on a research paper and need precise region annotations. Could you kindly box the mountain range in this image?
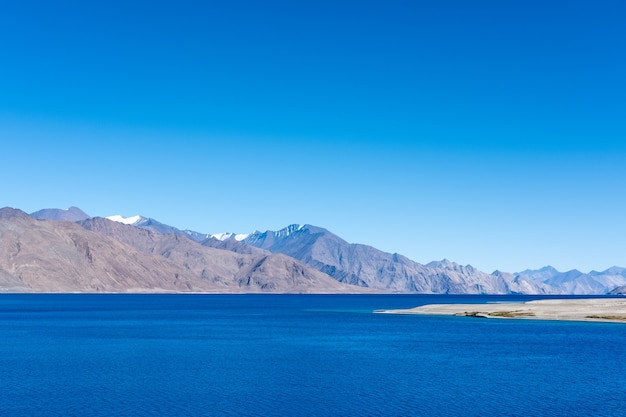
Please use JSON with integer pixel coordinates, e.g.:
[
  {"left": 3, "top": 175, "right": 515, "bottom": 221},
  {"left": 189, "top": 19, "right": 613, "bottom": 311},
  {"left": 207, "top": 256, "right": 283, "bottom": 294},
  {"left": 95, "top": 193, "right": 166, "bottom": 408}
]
[{"left": 1, "top": 206, "right": 624, "bottom": 295}]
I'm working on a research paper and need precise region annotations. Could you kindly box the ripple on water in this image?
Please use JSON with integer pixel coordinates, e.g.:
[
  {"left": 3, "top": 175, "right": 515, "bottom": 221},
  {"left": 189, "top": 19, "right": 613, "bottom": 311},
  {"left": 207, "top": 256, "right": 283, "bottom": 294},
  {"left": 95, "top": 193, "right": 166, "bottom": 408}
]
[{"left": 1, "top": 294, "right": 626, "bottom": 416}]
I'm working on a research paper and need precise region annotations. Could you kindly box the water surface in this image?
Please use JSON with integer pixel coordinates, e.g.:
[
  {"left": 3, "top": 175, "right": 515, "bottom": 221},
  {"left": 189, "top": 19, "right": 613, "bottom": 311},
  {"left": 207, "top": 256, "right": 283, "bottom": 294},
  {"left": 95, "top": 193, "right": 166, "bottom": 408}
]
[{"left": 1, "top": 294, "right": 625, "bottom": 416}]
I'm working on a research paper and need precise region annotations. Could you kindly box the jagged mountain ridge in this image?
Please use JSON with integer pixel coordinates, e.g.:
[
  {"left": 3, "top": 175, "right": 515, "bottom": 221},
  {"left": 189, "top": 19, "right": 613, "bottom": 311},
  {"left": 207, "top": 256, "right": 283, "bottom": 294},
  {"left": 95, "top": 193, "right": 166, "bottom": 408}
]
[
  {"left": 102, "top": 213, "right": 622, "bottom": 294},
  {"left": 7, "top": 206, "right": 626, "bottom": 294},
  {"left": 79, "top": 217, "right": 347, "bottom": 292},
  {"left": 211, "top": 224, "right": 626, "bottom": 294},
  {"left": 0, "top": 209, "right": 359, "bottom": 293},
  {"left": 238, "top": 224, "right": 546, "bottom": 294},
  {"left": 515, "top": 266, "right": 626, "bottom": 295}
]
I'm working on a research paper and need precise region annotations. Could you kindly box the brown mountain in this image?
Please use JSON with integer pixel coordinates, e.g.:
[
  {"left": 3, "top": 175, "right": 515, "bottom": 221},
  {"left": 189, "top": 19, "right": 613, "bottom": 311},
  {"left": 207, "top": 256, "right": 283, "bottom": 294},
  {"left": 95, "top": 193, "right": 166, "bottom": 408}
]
[
  {"left": 79, "top": 216, "right": 353, "bottom": 293},
  {"left": 0, "top": 208, "right": 360, "bottom": 293}
]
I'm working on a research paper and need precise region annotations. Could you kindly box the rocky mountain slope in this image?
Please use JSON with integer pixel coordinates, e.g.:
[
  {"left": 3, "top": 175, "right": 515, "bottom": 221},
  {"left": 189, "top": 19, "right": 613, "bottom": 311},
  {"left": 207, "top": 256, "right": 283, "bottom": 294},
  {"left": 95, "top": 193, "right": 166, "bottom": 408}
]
[
  {"left": 1, "top": 208, "right": 197, "bottom": 292},
  {"left": 609, "top": 285, "right": 626, "bottom": 295},
  {"left": 238, "top": 224, "right": 546, "bottom": 294},
  {"left": 3, "top": 206, "right": 624, "bottom": 294},
  {"left": 201, "top": 236, "right": 270, "bottom": 255},
  {"left": 228, "top": 224, "right": 625, "bottom": 295},
  {"left": 0, "top": 208, "right": 358, "bottom": 293},
  {"left": 80, "top": 217, "right": 349, "bottom": 292}
]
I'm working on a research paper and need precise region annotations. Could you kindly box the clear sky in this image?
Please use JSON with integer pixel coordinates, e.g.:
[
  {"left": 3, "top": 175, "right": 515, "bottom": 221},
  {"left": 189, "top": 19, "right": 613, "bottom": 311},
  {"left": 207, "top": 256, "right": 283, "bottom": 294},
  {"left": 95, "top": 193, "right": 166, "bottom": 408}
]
[{"left": 1, "top": 1, "right": 625, "bottom": 273}]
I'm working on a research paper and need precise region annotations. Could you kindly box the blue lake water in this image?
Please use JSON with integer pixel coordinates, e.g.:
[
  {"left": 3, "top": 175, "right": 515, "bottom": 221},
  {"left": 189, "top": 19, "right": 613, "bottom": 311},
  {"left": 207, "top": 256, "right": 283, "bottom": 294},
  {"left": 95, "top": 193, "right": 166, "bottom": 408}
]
[{"left": 1, "top": 294, "right": 625, "bottom": 416}]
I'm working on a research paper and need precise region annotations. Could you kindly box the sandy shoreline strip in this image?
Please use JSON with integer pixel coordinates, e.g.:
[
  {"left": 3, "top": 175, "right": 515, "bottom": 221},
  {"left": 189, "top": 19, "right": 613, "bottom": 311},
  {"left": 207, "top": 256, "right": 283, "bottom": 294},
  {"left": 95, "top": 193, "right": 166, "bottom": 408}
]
[{"left": 376, "top": 298, "right": 626, "bottom": 323}]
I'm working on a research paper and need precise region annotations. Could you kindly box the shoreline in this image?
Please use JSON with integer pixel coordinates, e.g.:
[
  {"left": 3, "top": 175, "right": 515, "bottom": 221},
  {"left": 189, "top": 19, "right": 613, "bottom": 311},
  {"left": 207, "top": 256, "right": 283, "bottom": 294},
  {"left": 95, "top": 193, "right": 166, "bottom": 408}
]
[{"left": 376, "top": 298, "right": 626, "bottom": 323}]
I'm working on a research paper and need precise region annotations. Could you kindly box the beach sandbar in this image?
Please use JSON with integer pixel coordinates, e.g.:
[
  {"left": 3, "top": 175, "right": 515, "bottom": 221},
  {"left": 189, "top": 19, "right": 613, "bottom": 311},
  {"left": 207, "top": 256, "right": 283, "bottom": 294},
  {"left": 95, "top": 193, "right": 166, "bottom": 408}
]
[{"left": 376, "top": 298, "right": 626, "bottom": 323}]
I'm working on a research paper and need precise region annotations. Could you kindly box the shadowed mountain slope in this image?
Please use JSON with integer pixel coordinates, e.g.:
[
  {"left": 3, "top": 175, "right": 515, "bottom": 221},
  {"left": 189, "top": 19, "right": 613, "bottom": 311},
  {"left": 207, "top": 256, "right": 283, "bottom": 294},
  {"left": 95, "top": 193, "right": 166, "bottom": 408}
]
[
  {"left": 241, "top": 224, "right": 544, "bottom": 294},
  {"left": 1, "top": 209, "right": 198, "bottom": 292},
  {"left": 515, "top": 266, "right": 626, "bottom": 295}
]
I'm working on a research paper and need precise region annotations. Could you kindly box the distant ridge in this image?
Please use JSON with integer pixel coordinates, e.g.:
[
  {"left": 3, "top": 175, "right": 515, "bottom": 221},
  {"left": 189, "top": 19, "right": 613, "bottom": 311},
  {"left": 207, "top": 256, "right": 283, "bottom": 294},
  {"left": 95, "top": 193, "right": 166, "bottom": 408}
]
[
  {"left": 221, "top": 224, "right": 626, "bottom": 295},
  {"left": 237, "top": 224, "right": 545, "bottom": 294},
  {"left": 515, "top": 266, "right": 626, "bottom": 295},
  {"left": 0, "top": 207, "right": 30, "bottom": 219},
  {"left": 106, "top": 214, "right": 208, "bottom": 242},
  {"left": 4, "top": 205, "right": 625, "bottom": 295},
  {"left": 30, "top": 206, "right": 90, "bottom": 222}
]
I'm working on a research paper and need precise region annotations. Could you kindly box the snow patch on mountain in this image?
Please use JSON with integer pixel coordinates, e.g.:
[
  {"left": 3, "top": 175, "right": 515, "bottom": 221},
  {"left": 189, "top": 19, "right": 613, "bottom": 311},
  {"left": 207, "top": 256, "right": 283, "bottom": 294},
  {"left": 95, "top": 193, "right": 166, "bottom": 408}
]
[
  {"left": 185, "top": 230, "right": 210, "bottom": 239},
  {"left": 275, "top": 224, "right": 305, "bottom": 238},
  {"left": 211, "top": 232, "right": 234, "bottom": 241},
  {"left": 211, "top": 232, "right": 250, "bottom": 241},
  {"left": 106, "top": 215, "right": 143, "bottom": 225}
]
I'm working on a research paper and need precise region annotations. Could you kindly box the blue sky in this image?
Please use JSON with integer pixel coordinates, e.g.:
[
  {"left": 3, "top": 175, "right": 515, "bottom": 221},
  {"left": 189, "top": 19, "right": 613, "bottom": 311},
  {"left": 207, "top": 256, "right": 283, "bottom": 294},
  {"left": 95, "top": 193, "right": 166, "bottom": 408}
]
[{"left": 1, "top": 1, "right": 625, "bottom": 273}]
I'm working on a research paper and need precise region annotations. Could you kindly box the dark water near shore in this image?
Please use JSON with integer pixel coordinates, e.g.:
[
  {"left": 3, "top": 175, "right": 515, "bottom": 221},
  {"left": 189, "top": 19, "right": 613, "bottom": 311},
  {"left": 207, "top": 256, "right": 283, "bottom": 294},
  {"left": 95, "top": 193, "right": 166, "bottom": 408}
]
[{"left": 1, "top": 294, "right": 625, "bottom": 416}]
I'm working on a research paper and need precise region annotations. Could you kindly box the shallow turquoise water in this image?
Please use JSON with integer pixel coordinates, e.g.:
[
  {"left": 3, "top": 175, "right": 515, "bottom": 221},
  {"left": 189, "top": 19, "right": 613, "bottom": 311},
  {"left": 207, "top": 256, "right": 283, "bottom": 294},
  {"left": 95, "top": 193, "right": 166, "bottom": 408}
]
[{"left": 1, "top": 294, "right": 625, "bottom": 416}]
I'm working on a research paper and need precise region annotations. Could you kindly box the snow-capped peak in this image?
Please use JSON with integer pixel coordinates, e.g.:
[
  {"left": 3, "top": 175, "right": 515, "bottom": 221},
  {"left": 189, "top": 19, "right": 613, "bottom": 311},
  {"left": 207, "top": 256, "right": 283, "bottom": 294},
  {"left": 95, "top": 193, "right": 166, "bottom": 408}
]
[
  {"left": 210, "top": 232, "right": 251, "bottom": 242},
  {"left": 211, "top": 232, "right": 234, "bottom": 241},
  {"left": 106, "top": 214, "right": 143, "bottom": 225},
  {"left": 275, "top": 224, "right": 306, "bottom": 238}
]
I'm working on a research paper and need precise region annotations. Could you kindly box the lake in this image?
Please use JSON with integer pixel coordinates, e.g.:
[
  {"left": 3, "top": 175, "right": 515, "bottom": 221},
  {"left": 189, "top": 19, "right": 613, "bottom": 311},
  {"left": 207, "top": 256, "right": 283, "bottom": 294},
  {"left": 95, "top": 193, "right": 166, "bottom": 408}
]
[{"left": 1, "top": 294, "right": 625, "bottom": 416}]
